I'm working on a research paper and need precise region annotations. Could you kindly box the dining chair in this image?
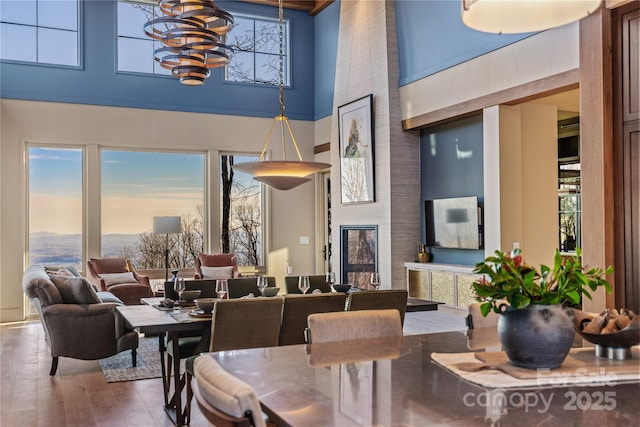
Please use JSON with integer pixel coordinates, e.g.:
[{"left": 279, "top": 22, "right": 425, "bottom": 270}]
[
  {"left": 284, "top": 275, "right": 332, "bottom": 294},
  {"left": 306, "top": 309, "right": 402, "bottom": 344},
  {"left": 192, "top": 355, "right": 269, "bottom": 427},
  {"left": 209, "top": 297, "right": 284, "bottom": 351},
  {"left": 163, "top": 279, "right": 218, "bottom": 300},
  {"left": 278, "top": 293, "right": 348, "bottom": 346},
  {"left": 465, "top": 301, "right": 508, "bottom": 329},
  {"left": 227, "top": 276, "right": 277, "bottom": 299},
  {"left": 346, "top": 289, "right": 409, "bottom": 325}
]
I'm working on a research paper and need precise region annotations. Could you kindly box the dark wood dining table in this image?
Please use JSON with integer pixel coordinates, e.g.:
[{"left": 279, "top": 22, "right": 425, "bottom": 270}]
[
  {"left": 204, "top": 331, "right": 639, "bottom": 427},
  {"left": 116, "top": 299, "right": 210, "bottom": 426}
]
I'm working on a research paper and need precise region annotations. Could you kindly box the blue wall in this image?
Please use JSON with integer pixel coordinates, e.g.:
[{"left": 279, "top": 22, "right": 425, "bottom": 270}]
[
  {"left": 0, "top": 0, "right": 316, "bottom": 120},
  {"left": 313, "top": 0, "right": 340, "bottom": 120},
  {"left": 394, "top": 0, "right": 534, "bottom": 87},
  {"left": 420, "top": 114, "right": 485, "bottom": 266}
]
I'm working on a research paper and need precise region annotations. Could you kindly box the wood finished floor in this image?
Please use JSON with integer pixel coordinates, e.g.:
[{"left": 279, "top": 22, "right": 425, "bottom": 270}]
[{"left": 0, "top": 310, "right": 467, "bottom": 427}]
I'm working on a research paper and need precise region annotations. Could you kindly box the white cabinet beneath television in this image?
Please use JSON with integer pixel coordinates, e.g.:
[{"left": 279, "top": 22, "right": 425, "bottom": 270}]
[{"left": 404, "top": 262, "right": 481, "bottom": 311}]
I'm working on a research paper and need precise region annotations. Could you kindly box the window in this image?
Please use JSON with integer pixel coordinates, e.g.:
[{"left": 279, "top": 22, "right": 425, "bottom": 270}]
[
  {"left": 220, "top": 155, "right": 263, "bottom": 266},
  {"left": 225, "top": 14, "right": 289, "bottom": 86},
  {"left": 28, "top": 146, "right": 83, "bottom": 270},
  {"left": 558, "top": 163, "right": 581, "bottom": 253},
  {"left": 101, "top": 150, "right": 205, "bottom": 269},
  {"left": 0, "top": 0, "right": 79, "bottom": 66},
  {"left": 116, "top": 0, "right": 170, "bottom": 75}
]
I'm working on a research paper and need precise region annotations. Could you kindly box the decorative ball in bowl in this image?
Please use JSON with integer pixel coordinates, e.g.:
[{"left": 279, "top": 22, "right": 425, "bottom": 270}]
[
  {"left": 262, "top": 287, "right": 280, "bottom": 297},
  {"left": 332, "top": 284, "right": 351, "bottom": 293},
  {"left": 573, "top": 309, "right": 640, "bottom": 349},
  {"left": 181, "top": 290, "right": 201, "bottom": 302},
  {"left": 194, "top": 298, "right": 216, "bottom": 313}
]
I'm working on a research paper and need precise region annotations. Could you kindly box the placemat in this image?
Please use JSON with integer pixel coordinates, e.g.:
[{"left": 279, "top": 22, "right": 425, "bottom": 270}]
[{"left": 431, "top": 346, "right": 640, "bottom": 389}]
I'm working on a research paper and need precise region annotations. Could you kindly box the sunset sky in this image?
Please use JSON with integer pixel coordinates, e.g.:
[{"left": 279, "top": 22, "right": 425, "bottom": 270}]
[{"left": 29, "top": 147, "right": 254, "bottom": 235}]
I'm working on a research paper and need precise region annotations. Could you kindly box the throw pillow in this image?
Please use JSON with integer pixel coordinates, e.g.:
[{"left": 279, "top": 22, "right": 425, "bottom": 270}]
[
  {"left": 50, "top": 275, "right": 101, "bottom": 304},
  {"left": 100, "top": 272, "right": 136, "bottom": 287},
  {"left": 200, "top": 266, "right": 234, "bottom": 279}
]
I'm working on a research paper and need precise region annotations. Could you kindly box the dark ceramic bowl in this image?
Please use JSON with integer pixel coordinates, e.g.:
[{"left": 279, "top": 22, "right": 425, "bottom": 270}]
[
  {"left": 262, "top": 287, "right": 280, "bottom": 297},
  {"left": 332, "top": 284, "right": 352, "bottom": 293},
  {"left": 194, "top": 298, "right": 216, "bottom": 313},
  {"left": 573, "top": 310, "right": 640, "bottom": 349},
  {"left": 181, "top": 290, "right": 201, "bottom": 302}
]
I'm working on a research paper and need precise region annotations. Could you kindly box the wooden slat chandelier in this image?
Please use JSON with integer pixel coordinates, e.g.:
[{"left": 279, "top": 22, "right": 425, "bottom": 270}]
[
  {"left": 232, "top": 0, "right": 330, "bottom": 190},
  {"left": 144, "top": 0, "right": 234, "bottom": 85}
]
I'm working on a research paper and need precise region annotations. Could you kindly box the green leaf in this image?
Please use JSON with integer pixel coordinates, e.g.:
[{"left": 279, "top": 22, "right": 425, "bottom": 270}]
[{"left": 480, "top": 302, "right": 492, "bottom": 317}]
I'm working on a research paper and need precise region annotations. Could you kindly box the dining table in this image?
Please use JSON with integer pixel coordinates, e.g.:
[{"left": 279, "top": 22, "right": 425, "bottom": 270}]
[
  {"left": 202, "top": 330, "right": 639, "bottom": 426},
  {"left": 116, "top": 298, "right": 211, "bottom": 426}
]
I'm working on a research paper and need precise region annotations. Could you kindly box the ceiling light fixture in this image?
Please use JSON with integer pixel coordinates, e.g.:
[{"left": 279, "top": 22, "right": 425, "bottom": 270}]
[
  {"left": 144, "top": 0, "right": 234, "bottom": 85},
  {"left": 461, "top": 0, "right": 602, "bottom": 34},
  {"left": 233, "top": 0, "right": 330, "bottom": 191}
]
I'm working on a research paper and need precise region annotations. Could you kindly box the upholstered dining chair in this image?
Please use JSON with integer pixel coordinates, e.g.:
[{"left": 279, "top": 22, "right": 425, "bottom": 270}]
[
  {"left": 284, "top": 275, "right": 332, "bottom": 294},
  {"left": 194, "top": 253, "right": 241, "bottom": 280},
  {"left": 192, "top": 355, "right": 271, "bottom": 427},
  {"left": 278, "top": 293, "right": 348, "bottom": 346},
  {"left": 86, "top": 257, "right": 154, "bottom": 305},
  {"left": 346, "top": 289, "right": 409, "bottom": 325},
  {"left": 465, "top": 301, "right": 509, "bottom": 329},
  {"left": 227, "top": 276, "right": 277, "bottom": 299},
  {"left": 306, "top": 309, "right": 403, "bottom": 344}
]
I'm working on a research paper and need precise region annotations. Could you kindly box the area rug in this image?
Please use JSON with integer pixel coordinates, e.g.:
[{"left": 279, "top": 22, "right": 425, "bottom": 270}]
[{"left": 99, "top": 336, "right": 163, "bottom": 382}]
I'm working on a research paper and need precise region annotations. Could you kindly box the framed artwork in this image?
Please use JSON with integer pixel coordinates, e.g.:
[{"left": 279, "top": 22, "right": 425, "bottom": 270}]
[{"left": 338, "top": 94, "right": 375, "bottom": 204}]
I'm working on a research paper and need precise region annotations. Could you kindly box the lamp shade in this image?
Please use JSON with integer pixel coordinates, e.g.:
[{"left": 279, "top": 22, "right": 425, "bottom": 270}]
[
  {"left": 153, "top": 216, "right": 182, "bottom": 234},
  {"left": 461, "top": 0, "right": 602, "bottom": 34}
]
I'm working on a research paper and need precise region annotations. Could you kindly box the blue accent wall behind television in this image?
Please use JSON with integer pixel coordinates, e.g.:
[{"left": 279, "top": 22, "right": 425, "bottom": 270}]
[
  {"left": 0, "top": 0, "right": 316, "bottom": 120},
  {"left": 420, "top": 114, "right": 485, "bottom": 266},
  {"left": 394, "top": 0, "right": 534, "bottom": 87}
]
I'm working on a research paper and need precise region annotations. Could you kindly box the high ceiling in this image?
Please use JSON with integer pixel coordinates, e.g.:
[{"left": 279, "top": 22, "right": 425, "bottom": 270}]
[{"left": 238, "top": 0, "right": 334, "bottom": 16}]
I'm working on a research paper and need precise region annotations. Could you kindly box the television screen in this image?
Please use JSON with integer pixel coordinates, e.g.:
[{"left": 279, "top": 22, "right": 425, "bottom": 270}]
[{"left": 426, "top": 196, "right": 480, "bottom": 249}]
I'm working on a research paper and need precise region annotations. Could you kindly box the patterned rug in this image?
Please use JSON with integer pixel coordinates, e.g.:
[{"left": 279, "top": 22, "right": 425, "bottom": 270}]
[{"left": 99, "top": 336, "right": 163, "bottom": 382}]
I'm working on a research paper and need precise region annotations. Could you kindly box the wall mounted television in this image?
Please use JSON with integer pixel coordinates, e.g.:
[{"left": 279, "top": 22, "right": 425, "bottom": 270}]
[{"left": 425, "top": 196, "right": 482, "bottom": 249}]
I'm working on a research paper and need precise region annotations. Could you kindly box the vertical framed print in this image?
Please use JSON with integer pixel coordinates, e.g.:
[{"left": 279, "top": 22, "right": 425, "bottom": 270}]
[{"left": 338, "top": 94, "right": 375, "bottom": 203}]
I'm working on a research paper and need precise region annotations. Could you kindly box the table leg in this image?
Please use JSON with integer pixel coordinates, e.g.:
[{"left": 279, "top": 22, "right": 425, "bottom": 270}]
[
  {"left": 159, "top": 332, "right": 169, "bottom": 407},
  {"left": 164, "top": 331, "right": 186, "bottom": 426}
]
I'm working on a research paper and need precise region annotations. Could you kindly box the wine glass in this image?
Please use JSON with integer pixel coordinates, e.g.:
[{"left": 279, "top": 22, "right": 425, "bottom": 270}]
[
  {"left": 216, "top": 279, "right": 228, "bottom": 300},
  {"left": 298, "top": 276, "right": 310, "bottom": 294},
  {"left": 257, "top": 276, "right": 268, "bottom": 296},
  {"left": 174, "top": 278, "right": 186, "bottom": 307},
  {"left": 326, "top": 271, "right": 336, "bottom": 290},
  {"left": 370, "top": 272, "right": 381, "bottom": 290}
]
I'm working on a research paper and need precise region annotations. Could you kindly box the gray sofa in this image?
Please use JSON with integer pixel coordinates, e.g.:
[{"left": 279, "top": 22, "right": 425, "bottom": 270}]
[{"left": 22, "top": 265, "right": 139, "bottom": 375}]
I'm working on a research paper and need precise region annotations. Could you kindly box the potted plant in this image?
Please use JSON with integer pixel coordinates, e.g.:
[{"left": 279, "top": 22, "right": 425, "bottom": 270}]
[{"left": 473, "top": 248, "right": 612, "bottom": 369}]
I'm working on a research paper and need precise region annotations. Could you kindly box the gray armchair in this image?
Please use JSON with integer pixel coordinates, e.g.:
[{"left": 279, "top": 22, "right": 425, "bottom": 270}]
[{"left": 22, "top": 265, "right": 139, "bottom": 375}]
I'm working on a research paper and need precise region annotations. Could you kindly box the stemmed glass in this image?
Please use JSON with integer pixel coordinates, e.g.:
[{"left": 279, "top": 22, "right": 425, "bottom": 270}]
[
  {"left": 298, "top": 276, "right": 310, "bottom": 294},
  {"left": 174, "top": 278, "right": 185, "bottom": 308},
  {"left": 216, "top": 279, "right": 228, "bottom": 300},
  {"left": 326, "top": 272, "right": 336, "bottom": 291},
  {"left": 370, "top": 272, "right": 381, "bottom": 290},
  {"left": 257, "top": 276, "right": 268, "bottom": 296}
]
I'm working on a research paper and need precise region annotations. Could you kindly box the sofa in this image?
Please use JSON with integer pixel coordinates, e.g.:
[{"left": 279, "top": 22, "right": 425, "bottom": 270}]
[{"left": 22, "top": 265, "right": 139, "bottom": 375}]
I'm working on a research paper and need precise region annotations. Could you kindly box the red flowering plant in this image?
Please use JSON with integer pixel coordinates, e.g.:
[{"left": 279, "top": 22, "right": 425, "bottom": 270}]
[{"left": 472, "top": 248, "right": 612, "bottom": 317}]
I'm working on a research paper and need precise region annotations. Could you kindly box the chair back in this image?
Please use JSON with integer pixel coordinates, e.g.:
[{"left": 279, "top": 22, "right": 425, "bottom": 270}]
[
  {"left": 284, "top": 275, "right": 331, "bottom": 294},
  {"left": 346, "top": 289, "right": 409, "bottom": 325},
  {"left": 306, "top": 309, "right": 402, "bottom": 344},
  {"left": 227, "top": 277, "right": 276, "bottom": 299},
  {"left": 193, "top": 355, "right": 266, "bottom": 427},
  {"left": 466, "top": 302, "right": 505, "bottom": 329},
  {"left": 163, "top": 279, "right": 218, "bottom": 300},
  {"left": 210, "top": 298, "right": 283, "bottom": 352},
  {"left": 195, "top": 253, "right": 240, "bottom": 279},
  {"left": 279, "top": 293, "right": 348, "bottom": 346}
]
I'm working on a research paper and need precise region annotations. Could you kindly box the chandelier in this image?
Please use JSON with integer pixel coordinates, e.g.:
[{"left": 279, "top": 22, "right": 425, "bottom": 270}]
[
  {"left": 232, "top": 0, "right": 330, "bottom": 191},
  {"left": 461, "top": 0, "right": 602, "bottom": 34},
  {"left": 144, "top": 0, "right": 234, "bottom": 85}
]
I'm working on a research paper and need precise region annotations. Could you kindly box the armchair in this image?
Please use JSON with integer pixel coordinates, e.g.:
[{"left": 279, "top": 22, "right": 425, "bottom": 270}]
[
  {"left": 86, "top": 258, "right": 154, "bottom": 305},
  {"left": 22, "top": 265, "right": 138, "bottom": 375},
  {"left": 194, "top": 253, "right": 241, "bottom": 279}
]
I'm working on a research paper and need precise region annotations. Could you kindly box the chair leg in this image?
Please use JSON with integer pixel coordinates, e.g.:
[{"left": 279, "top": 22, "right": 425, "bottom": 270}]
[
  {"left": 49, "top": 357, "right": 59, "bottom": 376},
  {"left": 184, "top": 371, "right": 193, "bottom": 424},
  {"left": 131, "top": 349, "right": 137, "bottom": 367}
]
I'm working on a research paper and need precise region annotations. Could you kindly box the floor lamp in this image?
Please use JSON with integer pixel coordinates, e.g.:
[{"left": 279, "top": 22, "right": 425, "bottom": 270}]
[{"left": 153, "top": 216, "right": 182, "bottom": 281}]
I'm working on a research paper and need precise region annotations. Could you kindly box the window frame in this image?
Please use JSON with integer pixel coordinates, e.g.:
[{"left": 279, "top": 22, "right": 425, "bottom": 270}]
[{"left": 0, "top": 0, "right": 82, "bottom": 68}]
